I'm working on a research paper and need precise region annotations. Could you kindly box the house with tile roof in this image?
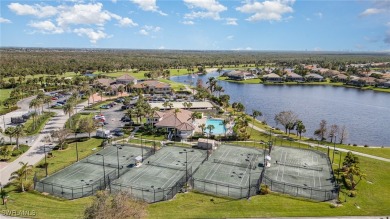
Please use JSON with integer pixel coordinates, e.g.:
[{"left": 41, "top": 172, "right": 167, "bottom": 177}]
[
  {"left": 305, "top": 73, "right": 324, "bottom": 82},
  {"left": 133, "top": 80, "right": 172, "bottom": 94},
  {"left": 285, "top": 72, "right": 304, "bottom": 82},
  {"left": 153, "top": 109, "right": 196, "bottom": 139},
  {"left": 262, "top": 73, "right": 282, "bottom": 82},
  {"left": 116, "top": 74, "right": 137, "bottom": 85}
]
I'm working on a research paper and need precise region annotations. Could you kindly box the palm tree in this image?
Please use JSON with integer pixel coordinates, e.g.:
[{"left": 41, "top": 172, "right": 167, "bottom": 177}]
[
  {"left": 43, "top": 96, "right": 52, "bottom": 112},
  {"left": 63, "top": 102, "right": 75, "bottom": 130},
  {"left": 295, "top": 120, "right": 306, "bottom": 139},
  {"left": 173, "top": 108, "right": 181, "bottom": 141},
  {"left": 9, "top": 162, "right": 32, "bottom": 192},
  {"left": 83, "top": 89, "right": 92, "bottom": 106},
  {"left": 118, "top": 85, "right": 125, "bottom": 96},
  {"left": 29, "top": 99, "right": 40, "bottom": 114},
  {"left": 222, "top": 119, "right": 229, "bottom": 138},
  {"left": 13, "top": 124, "right": 25, "bottom": 150},
  {"left": 4, "top": 127, "right": 15, "bottom": 144},
  {"left": 198, "top": 124, "right": 206, "bottom": 136},
  {"left": 206, "top": 124, "right": 215, "bottom": 138},
  {"left": 250, "top": 110, "right": 262, "bottom": 140}
]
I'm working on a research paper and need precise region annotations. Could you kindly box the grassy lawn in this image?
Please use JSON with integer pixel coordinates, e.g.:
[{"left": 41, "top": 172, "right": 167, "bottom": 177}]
[
  {"left": 0, "top": 144, "right": 30, "bottom": 162},
  {"left": 158, "top": 78, "right": 187, "bottom": 91},
  {"left": 3, "top": 72, "right": 78, "bottom": 81},
  {"left": 0, "top": 88, "right": 14, "bottom": 115},
  {"left": 24, "top": 112, "right": 55, "bottom": 136},
  {"left": 217, "top": 76, "right": 262, "bottom": 84}
]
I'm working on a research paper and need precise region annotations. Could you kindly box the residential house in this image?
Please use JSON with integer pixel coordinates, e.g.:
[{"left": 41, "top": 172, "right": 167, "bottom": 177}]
[
  {"left": 285, "top": 72, "right": 304, "bottom": 82},
  {"left": 384, "top": 81, "right": 390, "bottom": 88},
  {"left": 262, "top": 73, "right": 282, "bottom": 82},
  {"left": 332, "top": 74, "right": 349, "bottom": 83},
  {"left": 305, "top": 73, "right": 324, "bottom": 82},
  {"left": 133, "top": 80, "right": 172, "bottom": 94},
  {"left": 116, "top": 74, "right": 137, "bottom": 85},
  {"left": 226, "top": 70, "right": 256, "bottom": 81},
  {"left": 154, "top": 109, "right": 196, "bottom": 139}
]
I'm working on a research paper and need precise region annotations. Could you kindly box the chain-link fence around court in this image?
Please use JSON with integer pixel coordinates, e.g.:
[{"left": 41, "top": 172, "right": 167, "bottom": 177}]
[
  {"left": 34, "top": 146, "right": 153, "bottom": 199},
  {"left": 110, "top": 167, "right": 193, "bottom": 203},
  {"left": 263, "top": 175, "right": 338, "bottom": 201}
]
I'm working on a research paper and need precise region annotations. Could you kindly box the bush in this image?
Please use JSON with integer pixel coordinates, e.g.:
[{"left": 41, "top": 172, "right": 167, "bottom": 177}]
[
  {"left": 11, "top": 150, "right": 23, "bottom": 157},
  {"left": 62, "top": 143, "right": 69, "bottom": 149},
  {"left": 353, "top": 144, "right": 357, "bottom": 146},
  {"left": 343, "top": 176, "right": 352, "bottom": 190},
  {"left": 349, "top": 190, "right": 357, "bottom": 197},
  {"left": 260, "top": 184, "right": 271, "bottom": 195},
  {"left": 364, "top": 144, "right": 369, "bottom": 147}
]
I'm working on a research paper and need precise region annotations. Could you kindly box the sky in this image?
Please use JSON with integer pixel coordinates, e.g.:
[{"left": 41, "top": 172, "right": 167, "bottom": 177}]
[{"left": 0, "top": 0, "right": 389, "bottom": 51}]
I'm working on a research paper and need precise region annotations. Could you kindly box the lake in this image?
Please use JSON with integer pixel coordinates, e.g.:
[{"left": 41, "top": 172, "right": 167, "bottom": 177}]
[{"left": 171, "top": 72, "right": 390, "bottom": 147}]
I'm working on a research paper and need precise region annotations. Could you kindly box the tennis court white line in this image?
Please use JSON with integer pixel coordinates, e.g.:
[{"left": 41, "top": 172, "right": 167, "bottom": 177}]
[
  {"left": 281, "top": 150, "right": 287, "bottom": 182},
  {"left": 126, "top": 151, "right": 172, "bottom": 184},
  {"left": 276, "top": 150, "right": 284, "bottom": 181},
  {"left": 239, "top": 153, "right": 259, "bottom": 187},
  {"left": 206, "top": 146, "right": 238, "bottom": 182},
  {"left": 312, "top": 154, "right": 316, "bottom": 187},
  {"left": 163, "top": 152, "right": 202, "bottom": 188},
  {"left": 315, "top": 155, "right": 322, "bottom": 189},
  {"left": 204, "top": 146, "right": 232, "bottom": 180}
]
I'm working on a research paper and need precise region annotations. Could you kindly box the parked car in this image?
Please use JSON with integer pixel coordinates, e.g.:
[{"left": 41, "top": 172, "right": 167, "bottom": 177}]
[
  {"left": 100, "top": 105, "right": 111, "bottom": 109},
  {"left": 121, "top": 116, "right": 132, "bottom": 122},
  {"left": 96, "top": 130, "right": 112, "bottom": 139},
  {"left": 112, "top": 129, "right": 124, "bottom": 136},
  {"left": 51, "top": 97, "right": 58, "bottom": 100},
  {"left": 121, "top": 105, "right": 132, "bottom": 110}
]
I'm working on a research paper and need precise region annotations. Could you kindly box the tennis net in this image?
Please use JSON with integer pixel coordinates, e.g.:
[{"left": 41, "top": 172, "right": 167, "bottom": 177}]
[
  {"left": 278, "top": 162, "right": 323, "bottom": 171},
  {"left": 146, "top": 162, "right": 186, "bottom": 171},
  {"left": 213, "top": 159, "right": 255, "bottom": 169},
  {"left": 82, "top": 159, "right": 124, "bottom": 169}
]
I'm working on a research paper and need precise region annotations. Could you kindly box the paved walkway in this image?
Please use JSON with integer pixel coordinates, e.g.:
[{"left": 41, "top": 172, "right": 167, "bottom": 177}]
[
  {"left": 249, "top": 124, "right": 390, "bottom": 163},
  {"left": 0, "top": 100, "right": 89, "bottom": 186}
]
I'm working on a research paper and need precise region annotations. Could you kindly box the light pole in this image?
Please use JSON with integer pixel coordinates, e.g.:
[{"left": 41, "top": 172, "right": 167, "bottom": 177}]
[
  {"left": 75, "top": 133, "right": 79, "bottom": 162},
  {"left": 247, "top": 161, "right": 252, "bottom": 199},
  {"left": 43, "top": 144, "right": 48, "bottom": 177},
  {"left": 335, "top": 150, "right": 342, "bottom": 178},
  {"left": 141, "top": 134, "right": 144, "bottom": 162},
  {"left": 113, "top": 145, "right": 122, "bottom": 177},
  {"left": 332, "top": 135, "right": 337, "bottom": 164},
  {"left": 179, "top": 149, "right": 194, "bottom": 183},
  {"left": 96, "top": 153, "right": 106, "bottom": 188}
]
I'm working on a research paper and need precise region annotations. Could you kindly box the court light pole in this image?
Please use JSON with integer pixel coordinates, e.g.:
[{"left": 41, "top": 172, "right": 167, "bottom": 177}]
[
  {"left": 75, "top": 133, "right": 79, "bottom": 162},
  {"left": 96, "top": 153, "right": 106, "bottom": 188},
  {"left": 179, "top": 149, "right": 194, "bottom": 183},
  {"left": 141, "top": 133, "right": 144, "bottom": 162},
  {"left": 113, "top": 145, "right": 122, "bottom": 177},
  {"left": 43, "top": 144, "right": 48, "bottom": 177},
  {"left": 247, "top": 161, "right": 252, "bottom": 199},
  {"left": 332, "top": 135, "right": 337, "bottom": 164}
]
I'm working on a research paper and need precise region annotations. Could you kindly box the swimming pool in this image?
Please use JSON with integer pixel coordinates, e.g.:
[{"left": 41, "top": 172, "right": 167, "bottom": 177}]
[{"left": 205, "top": 119, "right": 226, "bottom": 135}]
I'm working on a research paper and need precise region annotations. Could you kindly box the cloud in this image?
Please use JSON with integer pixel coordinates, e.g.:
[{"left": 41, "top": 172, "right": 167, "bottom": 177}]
[
  {"left": 225, "top": 18, "right": 238, "bottom": 25},
  {"left": 131, "top": 0, "right": 167, "bottom": 16},
  {"left": 360, "top": 8, "right": 384, "bottom": 16},
  {"left": 139, "top": 25, "right": 161, "bottom": 36},
  {"left": 117, "top": 17, "right": 138, "bottom": 27},
  {"left": 315, "top": 12, "right": 323, "bottom": 19},
  {"left": 226, "top": 35, "right": 234, "bottom": 40},
  {"left": 182, "top": 20, "right": 195, "bottom": 25},
  {"left": 236, "top": 0, "right": 295, "bottom": 22},
  {"left": 233, "top": 47, "right": 253, "bottom": 51},
  {"left": 8, "top": 2, "right": 138, "bottom": 43},
  {"left": 0, "top": 17, "right": 12, "bottom": 23},
  {"left": 139, "top": 29, "right": 149, "bottom": 35},
  {"left": 28, "top": 20, "right": 64, "bottom": 34},
  {"left": 56, "top": 3, "right": 112, "bottom": 27},
  {"left": 74, "top": 28, "right": 110, "bottom": 43},
  {"left": 8, "top": 3, "right": 58, "bottom": 18},
  {"left": 184, "top": 0, "right": 227, "bottom": 20},
  {"left": 158, "top": 46, "right": 165, "bottom": 49}
]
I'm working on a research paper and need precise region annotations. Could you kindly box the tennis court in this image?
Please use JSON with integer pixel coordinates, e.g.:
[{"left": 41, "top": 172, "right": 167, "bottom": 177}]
[
  {"left": 192, "top": 144, "right": 265, "bottom": 199},
  {"left": 264, "top": 146, "right": 338, "bottom": 201},
  {"left": 35, "top": 144, "right": 151, "bottom": 199},
  {"left": 111, "top": 146, "right": 207, "bottom": 203}
]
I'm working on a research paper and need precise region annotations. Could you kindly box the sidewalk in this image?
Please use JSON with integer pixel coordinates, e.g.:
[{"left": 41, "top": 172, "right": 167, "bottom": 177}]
[
  {"left": 0, "top": 101, "right": 89, "bottom": 186},
  {"left": 249, "top": 124, "right": 390, "bottom": 163}
]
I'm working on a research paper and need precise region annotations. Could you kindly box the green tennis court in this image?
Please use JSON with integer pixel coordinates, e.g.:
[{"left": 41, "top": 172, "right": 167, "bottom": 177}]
[
  {"left": 111, "top": 146, "right": 207, "bottom": 203},
  {"left": 264, "top": 146, "right": 338, "bottom": 201},
  {"left": 35, "top": 144, "right": 151, "bottom": 199},
  {"left": 192, "top": 144, "right": 265, "bottom": 199}
]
